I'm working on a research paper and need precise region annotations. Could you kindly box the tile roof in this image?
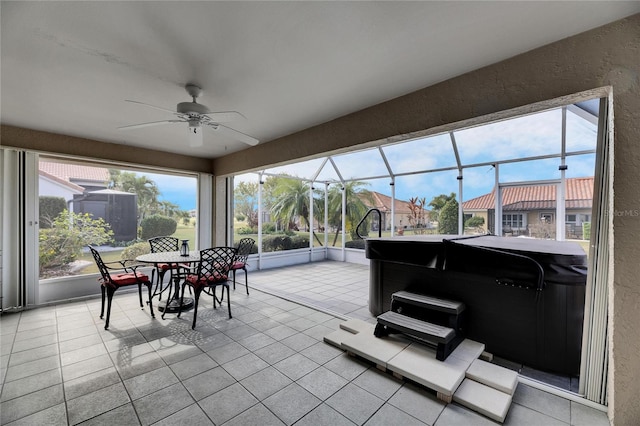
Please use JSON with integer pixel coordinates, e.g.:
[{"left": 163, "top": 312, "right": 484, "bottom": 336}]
[
  {"left": 39, "top": 161, "right": 109, "bottom": 184},
  {"left": 39, "top": 170, "right": 85, "bottom": 192},
  {"left": 365, "top": 191, "right": 430, "bottom": 214},
  {"left": 462, "top": 177, "right": 594, "bottom": 210}
]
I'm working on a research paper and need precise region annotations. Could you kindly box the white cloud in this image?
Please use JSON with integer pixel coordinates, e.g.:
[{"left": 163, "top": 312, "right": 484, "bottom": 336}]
[{"left": 235, "top": 107, "right": 597, "bottom": 203}]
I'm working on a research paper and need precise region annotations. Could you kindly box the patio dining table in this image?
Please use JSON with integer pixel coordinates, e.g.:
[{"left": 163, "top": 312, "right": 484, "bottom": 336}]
[{"left": 136, "top": 251, "right": 200, "bottom": 314}]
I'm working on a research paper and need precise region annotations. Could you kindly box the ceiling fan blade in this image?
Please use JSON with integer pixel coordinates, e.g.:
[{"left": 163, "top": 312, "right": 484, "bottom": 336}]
[
  {"left": 204, "top": 111, "right": 247, "bottom": 122},
  {"left": 125, "top": 100, "right": 176, "bottom": 114},
  {"left": 212, "top": 124, "right": 260, "bottom": 146},
  {"left": 118, "top": 120, "right": 183, "bottom": 130}
]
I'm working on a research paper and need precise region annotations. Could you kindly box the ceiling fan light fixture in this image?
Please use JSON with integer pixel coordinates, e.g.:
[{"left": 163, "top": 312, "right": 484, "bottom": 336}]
[
  {"left": 120, "top": 84, "right": 259, "bottom": 147},
  {"left": 188, "top": 120, "right": 203, "bottom": 147}
]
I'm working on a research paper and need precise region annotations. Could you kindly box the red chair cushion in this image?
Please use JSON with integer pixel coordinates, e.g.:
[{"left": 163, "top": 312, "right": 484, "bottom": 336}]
[
  {"left": 186, "top": 273, "right": 228, "bottom": 288},
  {"left": 231, "top": 261, "right": 246, "bottom": 270},
  {"left": 158, "top": 263, "right": 188, "bottom": 271},
  {"left": 111, "top": 273, "right": 149, "bottom": 286}
]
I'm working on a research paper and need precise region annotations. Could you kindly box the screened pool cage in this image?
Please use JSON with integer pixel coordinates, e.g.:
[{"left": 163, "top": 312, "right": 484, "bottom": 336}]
[{"left": 232, "top": 101, "right": 600, "bottom": 266}]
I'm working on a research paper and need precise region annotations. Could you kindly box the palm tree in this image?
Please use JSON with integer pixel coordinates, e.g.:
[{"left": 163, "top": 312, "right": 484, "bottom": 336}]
[
  {"left": 269, "top": 177, "right": 310, "bottom": 230},
  {"left": 156, "top": 200, "right": 181, "bottom": 217},
  {"left": 265, "top": 177, "right": 324, "bottom": 245},
  {"left": 328, "top": 181, "right": 374, "bottom": 246}
]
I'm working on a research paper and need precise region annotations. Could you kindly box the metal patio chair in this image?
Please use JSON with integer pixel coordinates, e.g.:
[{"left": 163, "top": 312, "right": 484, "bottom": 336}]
[
  {"left": 89, "top": 246, "right": 155, "bottom": 330},
  {"left": 178, "top": 246, "right": 236, "bottom": 329},
  {"left": 231, "top": 237, "right": 255, "bottom": 295}
]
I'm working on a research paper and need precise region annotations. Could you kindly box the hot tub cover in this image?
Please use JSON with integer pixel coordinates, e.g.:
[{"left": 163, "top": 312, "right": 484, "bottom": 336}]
[{"left": 366, "top": 234, "right": 587, "bottom": 287}]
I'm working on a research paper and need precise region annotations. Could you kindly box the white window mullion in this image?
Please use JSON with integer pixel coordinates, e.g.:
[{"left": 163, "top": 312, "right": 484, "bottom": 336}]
[{"left": 24, "top": 152, "right": 39, "bottom": 306}]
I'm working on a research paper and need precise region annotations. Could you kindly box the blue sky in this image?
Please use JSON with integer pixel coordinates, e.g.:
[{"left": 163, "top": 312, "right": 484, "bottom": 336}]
[
  {"left": 249, "top": 107, "right": 598, "bottom": 203},
  {"left": 136, "top": 172, "right": 198, "bottom": 211}
]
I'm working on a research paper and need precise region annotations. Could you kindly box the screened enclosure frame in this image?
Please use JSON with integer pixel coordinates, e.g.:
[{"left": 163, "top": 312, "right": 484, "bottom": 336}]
[{"left": 231, "top": 102, "right": 599, "bottom": 250}]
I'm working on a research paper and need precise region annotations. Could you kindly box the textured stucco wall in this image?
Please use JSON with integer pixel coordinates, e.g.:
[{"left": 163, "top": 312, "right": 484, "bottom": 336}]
[{"left": 214, "top": 15, "right": 640, "bottom": 425}]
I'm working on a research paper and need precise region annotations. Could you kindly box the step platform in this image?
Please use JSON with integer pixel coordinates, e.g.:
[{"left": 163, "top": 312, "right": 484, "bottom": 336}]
[
  {"left": 466, "top": 358, "right": 518, "bottom": 395},
  {"left": 453, "top": 378, "right": 512, "bottom": 423},
  {"left": 324, "top": 318, "right": 518, "bottom": 423}
]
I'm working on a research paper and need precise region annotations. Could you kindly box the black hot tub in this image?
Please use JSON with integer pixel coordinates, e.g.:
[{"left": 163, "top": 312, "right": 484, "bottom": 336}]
[{"left": 366, "top": 235, "right": 587, "bottom": 375}]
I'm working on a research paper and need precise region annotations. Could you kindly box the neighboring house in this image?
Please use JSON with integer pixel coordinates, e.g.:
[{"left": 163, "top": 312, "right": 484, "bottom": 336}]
[
  {"left": 38, "top": 162, "right": 137, "bottom": 241},
  {"left": 39, "top": 161, "right": 110, "bottom": 196},
  {"left": 364, "top": 191, "right": 431, "bottom": 232},
  {"left": 462, "top": 177, "right": 593, "bottom": 239},
  {"left": 39, "top": 169, "right": 85, "bottom": 201}
]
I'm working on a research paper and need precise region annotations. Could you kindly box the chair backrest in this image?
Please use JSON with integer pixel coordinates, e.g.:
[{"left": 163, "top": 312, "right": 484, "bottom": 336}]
[
  {"left": 149, "top": 236, "right": 179, "bottom": 253},
  {"left": 197, "top": 247, "right": 236, "bottom": 282},
  {"left": 234, "top": 238, "right": 255, "bottom": 263},
  {"left": 89, "top": 245, "right": 112, "bottom": 284}
]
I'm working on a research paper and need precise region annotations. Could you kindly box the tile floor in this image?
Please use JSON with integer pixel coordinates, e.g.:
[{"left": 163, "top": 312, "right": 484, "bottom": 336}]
[{"left": 0, "top": 261, "right": 609, "bottom": 425}]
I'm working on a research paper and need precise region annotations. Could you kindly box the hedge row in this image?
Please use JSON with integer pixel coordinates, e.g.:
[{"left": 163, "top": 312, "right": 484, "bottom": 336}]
[{"left": 262, "top": 235, "right": 309, "bottom": 252}]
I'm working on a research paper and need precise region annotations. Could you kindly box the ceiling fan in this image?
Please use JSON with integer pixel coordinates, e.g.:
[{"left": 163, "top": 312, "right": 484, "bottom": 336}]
[{"left": 118, "top": 84, "right": 259, "bottom": 147}]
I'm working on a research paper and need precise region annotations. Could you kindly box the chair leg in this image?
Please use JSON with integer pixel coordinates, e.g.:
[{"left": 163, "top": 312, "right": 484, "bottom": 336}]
[
  {"left": 177, "top": 283, "right": 187, "bottom": 318},
  {"left": 212, "top": 285, "right": 225, "bottom": 306},
  {"left": 156, "top": 269, "right": 167, "bottom": 301},
  {"left": 243, "top": 267, "right": 249, "bottom": 295},
  {"left": 192, "top": 289, "right": 202, "bottom": 330},
  {"left": 226, "top": 284, "right": 232, "bottom": 319},
  {"left": 100, "top": 285, "right": 106, "bottom": 319},
  {"left": 138, "top": 283, "right": 144, "bottom": 307},
  {"left": 151, "top": 268, "right": 157, "bottom": 298},
  {"left": 104, "top": 287, "right": 116, "bottom": 330},
  {"left": 232, "top": 270, "right": 237, "bottom": 290},
  {"left": 146, "top": 283, "right": 155, "bottom": 318},
  {"left": 161, "top": 270, "right": 175, "bottom": 320}
]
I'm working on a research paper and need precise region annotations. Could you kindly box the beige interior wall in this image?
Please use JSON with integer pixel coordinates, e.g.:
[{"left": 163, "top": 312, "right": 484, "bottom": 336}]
[{"left": 213, "top": 15, "right": 640, "bottom": 424}]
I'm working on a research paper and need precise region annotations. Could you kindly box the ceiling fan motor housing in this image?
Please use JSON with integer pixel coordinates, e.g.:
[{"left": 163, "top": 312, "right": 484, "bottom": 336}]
[{"left": 177, "top": 101, "right": 210, "bottom": 115}]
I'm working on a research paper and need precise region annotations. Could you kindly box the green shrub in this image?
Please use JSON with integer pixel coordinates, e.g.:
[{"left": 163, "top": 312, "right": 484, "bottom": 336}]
[
  {"left": 582, "top": 222, "right": 591, "bottom": 240},
  {"left": 121, "top": 242, "right": 150, "bottom": 260},
  {"left": 39, "top": 210, "right": 113, "bottom": 272},
  {"left": 261, "top": 234, "right": 309, "bottom": 251},
  {"left": 345, "top": 239, "right": 366, "bottom": 250},
  {"left": 140, "top": 215, "right": 177, "bottom": 240},
  {"left": 261, "top": 235, "right": 277, "bottom": 251},
  {"left": 263, "top": 223, "right": 276, "bottom": 234},
  {"left": 237, "top": 226, "right": 257, "bottom": 235},
  {"left": 39, "top": 196, "right": 66, "bottom": 228},
  {"left": 290, "top": 235, "right": 309, "bottom": 249},
  {"left": 465, "top": 216, "right": 485, "bottom": 228},
  {"left": 438, "top": 199, "right": 459, "bottom": 234}
]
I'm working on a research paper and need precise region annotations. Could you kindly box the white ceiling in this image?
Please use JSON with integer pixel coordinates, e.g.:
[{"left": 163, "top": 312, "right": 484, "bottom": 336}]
[{"left": 2, "top": 1, "right": 638, "bottom": 159}]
